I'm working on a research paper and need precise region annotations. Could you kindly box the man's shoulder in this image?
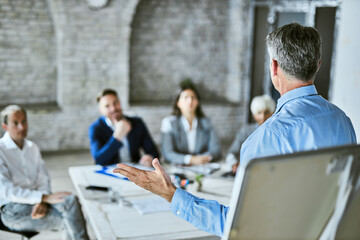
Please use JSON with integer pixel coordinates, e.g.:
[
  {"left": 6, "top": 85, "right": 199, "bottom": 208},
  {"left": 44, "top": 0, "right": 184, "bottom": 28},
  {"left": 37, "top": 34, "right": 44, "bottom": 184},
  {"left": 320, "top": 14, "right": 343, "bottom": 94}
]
[
  {"left": 0, "top": 139, "right": 6, "bottom": 152},
  {"left": 24, "top": 138, "right": 37, "bottom": 148},
  {"left": 0, "top": 137, "right": 39, "bottom": 152},
  {"left": 126, "top": 115, "right": 145, "bottom": 126},
  {"left": 89, "top": 117, "right": 106, "bottom": 129},
  {"left": 126, "top": 116, "right": 152, "bottom": 133},
  {"left": 126, "top": 115, "right": 142, "bottom": 121},
  {"left": 277, "top": 95, "right": 348, "bottom": 127},
  {"left": 0, "top": 136, "right": 5, "bottom": 146}
]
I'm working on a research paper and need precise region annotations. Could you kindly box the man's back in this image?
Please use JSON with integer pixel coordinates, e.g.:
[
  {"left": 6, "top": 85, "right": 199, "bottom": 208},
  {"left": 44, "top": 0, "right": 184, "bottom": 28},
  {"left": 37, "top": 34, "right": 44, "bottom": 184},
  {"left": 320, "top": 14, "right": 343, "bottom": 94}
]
[
  {"left": 111, "top": 23, "right": 359, "bottom": 238},
  {"left": 241, "top": 85, "right": 357, "bottom": 166}
]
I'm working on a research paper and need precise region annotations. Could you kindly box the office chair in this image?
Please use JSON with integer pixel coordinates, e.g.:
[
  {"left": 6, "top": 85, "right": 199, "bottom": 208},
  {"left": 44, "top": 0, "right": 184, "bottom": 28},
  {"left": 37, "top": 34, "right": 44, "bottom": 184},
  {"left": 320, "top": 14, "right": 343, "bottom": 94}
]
[{"left": 0, "top": 214, "right": 39, "bottom": 240}]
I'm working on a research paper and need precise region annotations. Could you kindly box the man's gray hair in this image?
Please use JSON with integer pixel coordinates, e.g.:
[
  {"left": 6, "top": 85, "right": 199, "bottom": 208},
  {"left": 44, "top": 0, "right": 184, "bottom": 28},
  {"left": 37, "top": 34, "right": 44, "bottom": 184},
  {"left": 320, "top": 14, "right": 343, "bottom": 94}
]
[
  {"left": 250, "top": 95, "right": 276, "bottom": 115},
  {"left": 266, "top": 22, "right": 322, "bottom": 82},
  {"left": 1, "top": 105, "right": 26, "bottom": 125}
]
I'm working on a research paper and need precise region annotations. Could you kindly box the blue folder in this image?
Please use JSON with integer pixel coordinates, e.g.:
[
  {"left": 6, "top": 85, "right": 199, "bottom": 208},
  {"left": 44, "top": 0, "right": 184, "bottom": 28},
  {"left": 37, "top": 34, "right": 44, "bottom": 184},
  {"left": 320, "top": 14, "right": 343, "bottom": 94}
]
[{"left": 94, "top": 165, "right": 129, "bottom": 180}]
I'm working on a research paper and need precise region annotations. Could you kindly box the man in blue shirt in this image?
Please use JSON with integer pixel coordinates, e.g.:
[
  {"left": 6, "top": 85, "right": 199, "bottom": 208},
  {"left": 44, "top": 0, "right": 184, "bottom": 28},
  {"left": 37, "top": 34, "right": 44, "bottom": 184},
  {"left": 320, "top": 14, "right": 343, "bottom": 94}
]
[{"left": 113, "top": 23, "right": 357, "bottom": 237}]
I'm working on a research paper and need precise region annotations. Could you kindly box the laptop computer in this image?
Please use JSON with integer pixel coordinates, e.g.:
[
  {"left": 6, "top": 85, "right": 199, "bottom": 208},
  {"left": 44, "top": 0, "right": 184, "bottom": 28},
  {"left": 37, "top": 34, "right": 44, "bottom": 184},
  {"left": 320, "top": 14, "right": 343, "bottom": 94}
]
[{"left": 222, "top": 144, "right": 360, "bottom": 240}]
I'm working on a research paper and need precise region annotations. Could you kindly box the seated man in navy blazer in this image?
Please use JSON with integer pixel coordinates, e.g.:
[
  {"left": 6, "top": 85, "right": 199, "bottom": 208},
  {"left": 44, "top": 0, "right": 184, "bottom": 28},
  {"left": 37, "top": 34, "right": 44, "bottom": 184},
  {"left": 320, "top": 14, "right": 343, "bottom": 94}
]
[{"left": 89, "top": 88, "right": 160, "bottom": 166}]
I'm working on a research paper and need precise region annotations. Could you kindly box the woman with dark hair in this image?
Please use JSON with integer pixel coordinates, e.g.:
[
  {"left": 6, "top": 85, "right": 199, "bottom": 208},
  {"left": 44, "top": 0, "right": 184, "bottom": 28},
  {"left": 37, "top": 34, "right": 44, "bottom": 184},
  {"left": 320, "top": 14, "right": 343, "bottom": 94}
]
[{"left": 161, "top": 80, "right": 221, "bottom": 165}]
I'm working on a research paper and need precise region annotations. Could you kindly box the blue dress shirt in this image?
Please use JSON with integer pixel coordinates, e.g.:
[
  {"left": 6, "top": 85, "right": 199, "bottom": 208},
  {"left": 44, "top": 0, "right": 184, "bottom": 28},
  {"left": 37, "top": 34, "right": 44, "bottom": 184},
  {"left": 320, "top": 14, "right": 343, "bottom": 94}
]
[{"left": 170, "top": 85, "right": 357, "bottom": 237}]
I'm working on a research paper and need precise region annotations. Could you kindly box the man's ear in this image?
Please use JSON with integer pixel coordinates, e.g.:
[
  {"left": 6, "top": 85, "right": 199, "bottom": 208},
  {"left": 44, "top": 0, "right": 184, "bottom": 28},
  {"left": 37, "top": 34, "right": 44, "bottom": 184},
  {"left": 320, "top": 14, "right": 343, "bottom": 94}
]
[
  {"left": 271, "top": 59, "right": 278, "bottom": 77},
  {"left": 2, "top": 123, "right": 7, "bottom": 131}
]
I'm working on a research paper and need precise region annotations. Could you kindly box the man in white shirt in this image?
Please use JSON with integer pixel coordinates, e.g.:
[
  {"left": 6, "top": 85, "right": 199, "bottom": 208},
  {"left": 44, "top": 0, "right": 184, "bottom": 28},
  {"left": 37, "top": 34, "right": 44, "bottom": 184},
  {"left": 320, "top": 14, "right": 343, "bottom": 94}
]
[{"left": 0, "top": 105, "right": 89, "bottom": 240}]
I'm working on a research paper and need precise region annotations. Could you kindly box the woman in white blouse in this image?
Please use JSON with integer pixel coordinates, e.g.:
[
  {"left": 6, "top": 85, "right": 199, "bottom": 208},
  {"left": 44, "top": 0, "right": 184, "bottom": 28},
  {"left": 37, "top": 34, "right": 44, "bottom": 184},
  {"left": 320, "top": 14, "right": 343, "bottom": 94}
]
[{"left": 161, "top": 81, "right": 221, "bottom": 165}]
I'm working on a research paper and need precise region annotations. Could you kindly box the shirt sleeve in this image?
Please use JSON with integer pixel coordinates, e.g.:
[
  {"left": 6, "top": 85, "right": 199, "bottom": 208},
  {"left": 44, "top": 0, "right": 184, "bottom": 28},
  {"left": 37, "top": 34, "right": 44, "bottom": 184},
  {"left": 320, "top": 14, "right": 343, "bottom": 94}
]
[
  {"left": 184, "top": 155, "right": 192, "bottom": 165},
  {"left": 170, "top": 188, "right": 229, "bottom": 237},
  {"left": 34, "top": 146, "right": 51, "bottom": 194},
  {"left": 89, "top": 123, "right": 123, "bottom": 165},
  {"left": 0, "top": 154, "right": 45, "bottom": 205},
  {"left": 225, "top": 153, "right": 238, "bottom": 166}
]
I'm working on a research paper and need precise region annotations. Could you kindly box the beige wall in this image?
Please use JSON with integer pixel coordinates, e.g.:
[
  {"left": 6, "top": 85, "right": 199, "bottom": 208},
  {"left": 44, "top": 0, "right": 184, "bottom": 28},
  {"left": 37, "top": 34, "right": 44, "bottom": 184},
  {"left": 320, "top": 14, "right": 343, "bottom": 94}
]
[{"left": 331, "top": 0, "right": 360, "bottom": 142}]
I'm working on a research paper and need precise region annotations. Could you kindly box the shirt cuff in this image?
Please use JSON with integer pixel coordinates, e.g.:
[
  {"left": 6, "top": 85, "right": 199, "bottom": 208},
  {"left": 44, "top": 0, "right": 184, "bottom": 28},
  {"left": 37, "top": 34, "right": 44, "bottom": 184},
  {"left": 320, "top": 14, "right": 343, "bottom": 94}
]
[
  {"left": 170, "top": 188, "right": 196, "bottom": 220},
  {"left": 225, "top": 153, "right": 238, "bottom": 166},
  {"left": 29, "top": 191, "right": 45, "bottom": 204},
  {"left": 184, "top": 155, "right": 192, "bottom": 165}
]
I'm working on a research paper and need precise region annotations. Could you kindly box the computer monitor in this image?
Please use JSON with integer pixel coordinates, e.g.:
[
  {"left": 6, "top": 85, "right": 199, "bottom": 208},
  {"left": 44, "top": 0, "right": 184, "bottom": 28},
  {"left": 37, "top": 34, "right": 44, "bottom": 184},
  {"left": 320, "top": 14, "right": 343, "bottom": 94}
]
[{"left": 223, "top": 144, "right": 360, "bottom": 240}]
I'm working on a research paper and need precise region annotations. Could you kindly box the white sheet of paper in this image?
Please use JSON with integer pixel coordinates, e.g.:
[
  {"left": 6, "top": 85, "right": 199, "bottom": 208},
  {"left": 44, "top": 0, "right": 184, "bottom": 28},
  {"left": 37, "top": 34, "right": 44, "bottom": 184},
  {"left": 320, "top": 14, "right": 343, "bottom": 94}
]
[
  {"left": 130, "top": 195, "right": 171, "bottom": 214},
  {"left": 105, "top": 207, "right": 199, "bottom": 238}
]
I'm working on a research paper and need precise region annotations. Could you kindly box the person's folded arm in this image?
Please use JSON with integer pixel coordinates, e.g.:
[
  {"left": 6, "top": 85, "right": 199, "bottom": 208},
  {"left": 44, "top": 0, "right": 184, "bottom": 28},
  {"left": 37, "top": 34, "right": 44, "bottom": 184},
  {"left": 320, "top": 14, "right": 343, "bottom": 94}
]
[{"left": 89, "top": 125, "right": 122, "bottom": 165}]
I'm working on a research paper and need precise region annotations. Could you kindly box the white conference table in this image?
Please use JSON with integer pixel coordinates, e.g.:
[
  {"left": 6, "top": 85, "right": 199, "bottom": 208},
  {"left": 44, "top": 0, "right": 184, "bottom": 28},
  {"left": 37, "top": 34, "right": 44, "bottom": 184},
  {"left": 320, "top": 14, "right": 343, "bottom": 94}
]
[{"left": 69, "top": 164, "right": 234, "bottom": 240}]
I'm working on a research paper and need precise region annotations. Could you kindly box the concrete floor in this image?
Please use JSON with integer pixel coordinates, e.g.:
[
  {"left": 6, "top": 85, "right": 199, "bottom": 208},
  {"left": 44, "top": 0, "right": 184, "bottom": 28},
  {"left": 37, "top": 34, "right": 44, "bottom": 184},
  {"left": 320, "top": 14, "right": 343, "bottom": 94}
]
[{"left": 0, "top": 150, "right": 96, "bottom": 240}]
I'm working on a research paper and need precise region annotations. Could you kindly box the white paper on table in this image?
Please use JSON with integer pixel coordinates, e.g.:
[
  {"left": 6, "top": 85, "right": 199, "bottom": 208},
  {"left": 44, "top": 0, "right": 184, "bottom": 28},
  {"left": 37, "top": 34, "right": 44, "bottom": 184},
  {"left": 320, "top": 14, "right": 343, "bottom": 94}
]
[
  {"left": 130, "top": 196, "right": 171, "bottom": 214},
  {"left": 106, "top": 207, "right": 199, "bottom": 239},
  {"left": 181, "top": 163, "right": 221, "bottom": 175}
]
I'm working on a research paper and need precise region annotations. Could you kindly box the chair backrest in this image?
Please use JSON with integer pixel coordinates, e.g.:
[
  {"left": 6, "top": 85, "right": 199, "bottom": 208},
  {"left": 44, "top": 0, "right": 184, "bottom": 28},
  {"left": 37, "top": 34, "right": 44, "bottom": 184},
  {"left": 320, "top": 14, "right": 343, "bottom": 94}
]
[
  {"left": 223, "top": 144, "right": 360, "bottom": 240},
  {"left": 0, "top": 212, "right": 39, "bottom": 239}
]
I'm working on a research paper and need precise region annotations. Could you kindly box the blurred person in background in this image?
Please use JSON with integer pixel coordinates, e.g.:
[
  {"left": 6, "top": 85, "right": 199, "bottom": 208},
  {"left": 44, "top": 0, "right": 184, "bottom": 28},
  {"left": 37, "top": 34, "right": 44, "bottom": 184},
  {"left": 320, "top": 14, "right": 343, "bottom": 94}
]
[
  {"left": 226, "top": 95, "right": 275, "bottom": 174},
  {"left": 0, "top": 105, "right": 89, "bottom": 240},
  {"left": 89, "top": 88, "right": 160, "bottom": 167},
  {"left": 161, "top": 80, "right": 221, "bottom": 165}
]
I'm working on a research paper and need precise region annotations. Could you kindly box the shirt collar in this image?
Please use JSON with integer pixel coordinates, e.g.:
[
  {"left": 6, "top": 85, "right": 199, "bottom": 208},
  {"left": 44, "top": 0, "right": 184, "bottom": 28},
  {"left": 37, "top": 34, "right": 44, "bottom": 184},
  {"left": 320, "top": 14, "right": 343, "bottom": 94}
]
[
  {"left": 275, "top": 85, "right": 318, "bottom": 114},
  {"left": 180, "top": 116, "right": 198, "bottom": 132},
  {"left": 104, "top": 117, "right": 114, "bottom": 129},
  {"left": 1, "top": 132, "right": 29, "bottom": 150}
]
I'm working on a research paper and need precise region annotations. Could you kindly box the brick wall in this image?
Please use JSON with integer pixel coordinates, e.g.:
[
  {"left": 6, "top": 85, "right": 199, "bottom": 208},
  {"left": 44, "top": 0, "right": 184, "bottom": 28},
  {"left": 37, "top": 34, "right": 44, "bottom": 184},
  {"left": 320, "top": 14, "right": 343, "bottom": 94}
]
[
  {"left": 0, "top": 0, "right": 56, "bottom": 105},
  {"left": 130, "top": 0, "right": 229, "bottom": 104},
  {"left": 0, "top": 0, "right": 251, "bottom": 154}
]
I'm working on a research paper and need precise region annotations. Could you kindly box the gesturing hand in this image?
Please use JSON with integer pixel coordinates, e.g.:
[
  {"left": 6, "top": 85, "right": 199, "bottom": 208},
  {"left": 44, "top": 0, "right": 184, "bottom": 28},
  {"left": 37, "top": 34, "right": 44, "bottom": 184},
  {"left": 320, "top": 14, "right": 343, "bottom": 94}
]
[
  {"left": 113, "top": 158, "right": 176, "bottom": 202},
  {"left": 42, "top": 192, "right": 71, "bottom": 204},
  {"left": 31, "top": 202, "right": 48, "bottom": 219},
  {"left": 113, "top": 119, "right": 132, "bottom": 141}
]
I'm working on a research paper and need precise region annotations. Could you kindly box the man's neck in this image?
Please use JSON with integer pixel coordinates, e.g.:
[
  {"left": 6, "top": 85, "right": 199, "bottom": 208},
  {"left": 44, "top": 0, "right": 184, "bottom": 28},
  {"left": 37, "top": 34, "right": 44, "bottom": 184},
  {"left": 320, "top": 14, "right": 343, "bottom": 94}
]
[
  {"left": 277, "top": 73, "right": 314, "bottom": 96},
  {"left": 14, "top": 138, "right": 25, "bottom": 149},
  {"left": 107, "top": 115, "right": 123, "bottom": 125}
]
